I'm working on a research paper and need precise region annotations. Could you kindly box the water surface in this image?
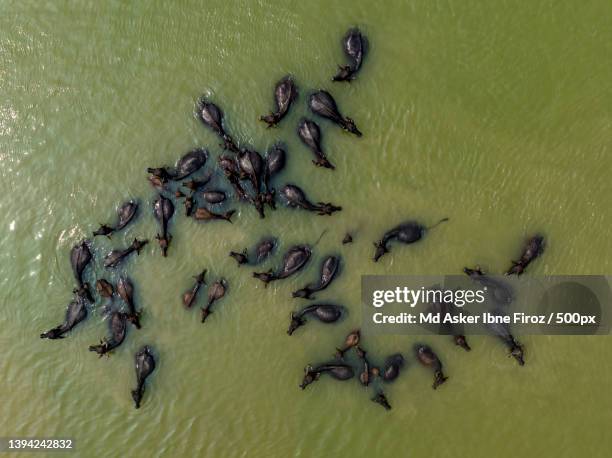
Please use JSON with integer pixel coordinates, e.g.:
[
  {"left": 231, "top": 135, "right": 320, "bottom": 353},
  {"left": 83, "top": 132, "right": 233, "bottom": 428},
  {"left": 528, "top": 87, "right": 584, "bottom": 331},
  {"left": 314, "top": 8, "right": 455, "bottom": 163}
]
[{"left": 1, "top": 1, "right": 611, "bottom": 457}]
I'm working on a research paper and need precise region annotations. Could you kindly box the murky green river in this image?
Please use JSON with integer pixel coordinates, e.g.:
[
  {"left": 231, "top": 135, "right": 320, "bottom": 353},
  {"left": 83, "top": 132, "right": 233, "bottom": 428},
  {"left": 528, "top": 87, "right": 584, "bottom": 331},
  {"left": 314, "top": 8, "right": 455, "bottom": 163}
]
[{"left": 1, "top": 1, "right": 611, "bottom": 457}]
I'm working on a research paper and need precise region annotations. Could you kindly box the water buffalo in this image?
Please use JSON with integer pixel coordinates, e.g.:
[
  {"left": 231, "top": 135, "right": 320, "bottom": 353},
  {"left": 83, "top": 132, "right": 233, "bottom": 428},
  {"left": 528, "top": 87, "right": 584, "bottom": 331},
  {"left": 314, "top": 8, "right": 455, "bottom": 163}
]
[
  {"left": 131, "top": 346, "right": 156, "bottom": 409},
  {"left": 454, "top": 335, "right": 471, "bottom": 351},
  {"left": 229, "top": 249, "right": 248, "bottom": 266},
  {"left": 146, "top": 167, "right": 172, "bottom": 183},
  {"left": 415, "top": 344, "right": 448, "bottom": 389},
  {"left": 238, "top": 149, "right": 264, "bottom": 196},
  {"left": 40, "top": 288, "right": 90, "bottom": 339},
  {"left": 117, "top": 276, "right": 141, "bottom": 329},
  {"left": 183, "top": 177, "right": 211, "bottom": 193},
  {"left": 300, "top": 363, "right": 354, "bottom": 389},
  {"left": 104, "top": 238, "right": 148, "bottom": 268},
  {"left": 297, "top": 119, "right": 334, "bottom": 169},
  {"left": 292, "top": 255, "right": 340, "bottom": 299},
  {"left": 336, "top": 329, "right": 360, "bottom": 358},
  {"left": 184, "top": 196, "right": 194, "bottom": 217},
  {"left": 193, "top": 207, "right": 235, "bottom": 223},
  {"left": 254, "top": 238, "right": 276, "bottom": 263},
  {"left": 201, "top": 278, "right": 228, "bottom": 323},
  {"left": 308, "top": 90, "right": 361, "bottom": 136},
  {"left": 287, "top": 304, "right": 345, "bottom": 335},
  {"left": 262, "top": 144, "right": 287, "bottom": 208},
  {"left": 96, "top": 279, "right": 114, "bottom": 299},
  {"left": 202, "top": 191, "right": 227, "bottom": 204},
  {"left": 355, "top": 346, "right": 377, "bottom": 387},
  {"left": 70, "top": 240, "right": 92, "bottom": 288},
  {"left": 229, "top": 238, "right": 276, "bottom": 267},
  {"left": 92, "top": 224, "right": 114, "bottom": 238},
  {"left": 487, "top": 310, "right": 525, "bottom": 366},
  {"left": 182, "top": 270, "right": 207, "bottom": 308},
  {"left": 506, "top": 235, "right": 545, "bottom": 275},
  {"left": 88, "top": 310, "right": 128, "bottom": 356},
  {"left": 153, "top": 195, "right": 174, "bottom": 257},
  {"left": 280, "top": 184, "right": 341, "bottom": 216},
  {"left": 373, "top": 218, "right": 449, "bottom": 262},
  {"left": 253, "top": 245, "right": 311, "bottom": 287},
  {"left": 196, "top": 98, "right": 239, "bottom": 152},
  {"left": 219, "top": 154, "right": 263, "bottom": 214},
  {"left": 218, "top": 155, "right": 262, "bottom": 217},
  {"left": 382, "top": 353, "right": 405, "bottom": 382},
  {"left": 332, "top": 28, "right": 366, "bottom": 82},
  {"left": 463, "top": 266, "right": 514, "bottom": 306},
  {"left": 147, "top": 174, "right": 168, "bottom": 192},
  {"left": 171, "top": 148, "right": 208, "bottom": 180},
  {"left": 372, "top": 391, "right": 392, "bottom": 410},
  {"left": 424, "top": 286, "right": 472, "bottom": 351},
  {"left": 260, "top": 76, "right": 298, "bottom": 127}
]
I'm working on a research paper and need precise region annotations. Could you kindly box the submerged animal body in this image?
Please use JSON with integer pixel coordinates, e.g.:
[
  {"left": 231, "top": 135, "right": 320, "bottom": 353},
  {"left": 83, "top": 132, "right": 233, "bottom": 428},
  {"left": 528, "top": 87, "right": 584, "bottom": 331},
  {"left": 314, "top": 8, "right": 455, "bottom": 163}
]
[
  {"left": 88, "top": 311, "right": 128, "bottom": 356},
  {"left": 201, "top": 278, "right": 228, "bottom": 323},
  {"left": 373, "top": 218, "right": 449, "bottom": 262},
  {"left": 487, "top": 311, "right": 525, "bottom": 366},
  {"left": 253, "top": 245, "right": 311, "bottom": 287},
  {"left": 93, "top": 200, "right": 139, "bottom": 237},
  {"left": 381, "top": 354, "right": 405, "bottom": 382},
  {"left": 218, "top": 155, "right": 263, "bottom": 217},
  {"left": 297, "top": 119, "right": 335, "bottom": 169},
  {"left": 196, "top": 98, "right": 239, "bottom": 153},
  {"left": 238, "top": 148, "right": 265, "bottom": 203},
  {"left": 70, "top": 240, "right": 93, "bottom": 288},
  {"left": 372, "top": 391, "right": 392, "bottom": 410},
  {"left": 230, "top": 238, "right": 276, "bottom": 267},
  {"left": 287, "top": 304, "right": 345, "bottom": 335},
  {"left": 336, "top": 329, "right": 360, "bottom": 358},
  {"left": 147, "top": 148, "right": 208, "bottom": 184},
  {"left": 292, "top": 255, "right": 340, "bottom": 299},
  {"left": 117, "top": 276, "right": 141, "bottom": 329},
  {"left": 463, "top": 266, "right": 514, "bottom": 306},
  {"left": 506, "top": 235, "right": 545, "bottom": 275},
  {"left": 254, "top": 238, "right": 276, "bottom": 264},
  {"left": 280, "top": 184, "right": 341, "bottom": 216},
  {"left": 262, "top": 144, "right": 287, "bottom": 208},
  {"left": 229, "top": 249, "right": 249, "bottom": 266},
  {"left": 308, "top": 90, "right": 361, "bottom": 136},
  {"left": 153, "top": 195, "right": 174, "bottom": 257},
  {"left": 299, "top": 363, "right": 354, "bottom": 389},
  {"left": 202, "top": 191, "right": 227, "bottom": 204},
  {"left": 131, "top": 346, "right": 156, "bottom": 408},
  {"left": 425, "top": 287, "right": 471, "bottom": 351},
  {"left": 171, "top": 148, "right": 208, "bottom": 180},
  {"left": 260, "top": 76, "right": 298, "bottom": 127},
  {"left": 104, "top": 239, "right": 148, "bottom": 268},
  {"left": 40, "top": 289, "right": 90, "bottom": 339},
  {"left": 96, "top": 279, "right": 114, "bottom": 298},
  {"left": 193, "top": 207, "right": 235, "bottom": 223},
  {"left": 332, "top": 28, "right": 366, "bottom": 82},
  {"left": 116, "top": 201, "right": 139, "bottom": 230},
  {"left": 355, "top": 346, "right": 375, "bottom": 386},
  {"left": 182, "top": 270, "right": 207, "bottom": 308},
  {"left": 415, "top": 344, "right": 448, "bottom": 389}
]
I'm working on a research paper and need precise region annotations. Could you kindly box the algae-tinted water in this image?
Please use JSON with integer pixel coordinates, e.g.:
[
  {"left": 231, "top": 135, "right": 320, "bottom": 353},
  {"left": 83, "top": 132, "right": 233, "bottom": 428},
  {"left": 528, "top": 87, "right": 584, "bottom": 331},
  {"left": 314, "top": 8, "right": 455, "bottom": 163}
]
[{"left": 1, "top": 1, "right": 611, "bottom": 457}]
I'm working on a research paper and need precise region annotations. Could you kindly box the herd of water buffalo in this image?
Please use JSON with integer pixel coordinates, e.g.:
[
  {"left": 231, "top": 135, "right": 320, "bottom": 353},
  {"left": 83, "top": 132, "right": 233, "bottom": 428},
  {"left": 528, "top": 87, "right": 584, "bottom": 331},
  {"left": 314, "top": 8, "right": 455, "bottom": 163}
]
[{"left": 40, "top": 28, "right": 546, "bottom": 411}]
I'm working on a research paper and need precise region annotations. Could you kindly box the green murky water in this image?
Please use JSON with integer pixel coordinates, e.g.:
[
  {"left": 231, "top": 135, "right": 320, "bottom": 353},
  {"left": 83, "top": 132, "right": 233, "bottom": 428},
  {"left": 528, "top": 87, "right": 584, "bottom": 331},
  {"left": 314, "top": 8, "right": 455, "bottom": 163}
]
[{"left": 1, "top": 1, "right": 611, "bottom": 457}]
